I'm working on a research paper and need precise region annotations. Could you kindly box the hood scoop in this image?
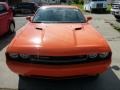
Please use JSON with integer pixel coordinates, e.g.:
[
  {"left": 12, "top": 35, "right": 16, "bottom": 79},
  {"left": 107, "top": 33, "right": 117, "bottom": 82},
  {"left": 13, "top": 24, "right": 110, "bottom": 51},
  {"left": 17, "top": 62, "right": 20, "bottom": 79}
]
[
  {"left": 36, "top": 27, "right": 43, "bottom": 30},
  {"left": 74, "top": 27, "right": 82, "bottom": 30},
  {"left": 74, "top": 25, "right": 83, "bottom": 30}
]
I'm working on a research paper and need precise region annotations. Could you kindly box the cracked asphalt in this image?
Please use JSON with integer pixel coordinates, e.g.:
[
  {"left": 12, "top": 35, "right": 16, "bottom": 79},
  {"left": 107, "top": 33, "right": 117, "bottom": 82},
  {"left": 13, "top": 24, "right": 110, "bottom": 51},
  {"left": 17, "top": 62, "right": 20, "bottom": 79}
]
[{"left": 0, "top": 13, "right": 120, "bottom": 90}]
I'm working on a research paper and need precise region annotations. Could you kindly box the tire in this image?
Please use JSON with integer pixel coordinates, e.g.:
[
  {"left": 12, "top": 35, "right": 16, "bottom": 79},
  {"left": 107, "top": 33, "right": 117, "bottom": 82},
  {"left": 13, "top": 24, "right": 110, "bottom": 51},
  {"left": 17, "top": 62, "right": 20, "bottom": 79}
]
[
  {"left": 114, "top": 15, "right": 120, "bottom": 20},
  {"left": 9, "top": 22, "right": 15, "bottom": 34}
]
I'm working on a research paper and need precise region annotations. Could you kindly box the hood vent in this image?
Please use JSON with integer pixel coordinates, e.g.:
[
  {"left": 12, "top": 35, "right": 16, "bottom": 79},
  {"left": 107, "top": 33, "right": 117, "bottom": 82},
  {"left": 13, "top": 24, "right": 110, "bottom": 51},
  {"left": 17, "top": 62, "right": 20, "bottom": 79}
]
[
  {"left": 36, "top": 27, "right": 43, "bottom": 30},
  {"left": 74, "top": 27, "right": 82, "bottom": 30}
]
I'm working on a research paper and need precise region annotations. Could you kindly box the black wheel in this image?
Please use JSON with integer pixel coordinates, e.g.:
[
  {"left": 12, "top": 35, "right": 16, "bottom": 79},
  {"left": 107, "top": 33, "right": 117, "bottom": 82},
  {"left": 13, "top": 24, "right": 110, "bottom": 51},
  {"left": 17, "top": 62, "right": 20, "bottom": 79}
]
[
  {"left": 114, "top": 15, "right": 120, "bottom": 20},
  {"left": 9, "top": 22, "right": 15, "bottom": 34}
]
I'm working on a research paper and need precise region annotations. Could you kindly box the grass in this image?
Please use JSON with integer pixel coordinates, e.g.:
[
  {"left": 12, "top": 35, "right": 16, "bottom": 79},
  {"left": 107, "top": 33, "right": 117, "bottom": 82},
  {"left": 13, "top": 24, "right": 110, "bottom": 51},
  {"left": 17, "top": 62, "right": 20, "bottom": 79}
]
[{"left": 107, "top": 4, "right": 112, "bottom": 12}]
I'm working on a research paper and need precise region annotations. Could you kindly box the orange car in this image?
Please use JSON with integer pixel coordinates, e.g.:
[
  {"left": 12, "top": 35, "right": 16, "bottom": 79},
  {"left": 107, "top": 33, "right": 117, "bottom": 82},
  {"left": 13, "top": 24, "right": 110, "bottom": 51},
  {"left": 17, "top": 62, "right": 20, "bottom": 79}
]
[{"left": 6, "top": 5, "right": 112, "bottom": 78}]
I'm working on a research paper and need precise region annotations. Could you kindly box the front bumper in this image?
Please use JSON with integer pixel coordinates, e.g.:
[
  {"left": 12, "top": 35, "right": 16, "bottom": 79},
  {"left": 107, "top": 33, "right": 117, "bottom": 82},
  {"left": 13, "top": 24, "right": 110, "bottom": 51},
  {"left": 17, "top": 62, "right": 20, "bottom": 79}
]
[
  {"left": 7, "top": 59, "right": 111, "bottom": 78},
  {"left": 111, "top": 9, "right": 120, "bottom": 16}
]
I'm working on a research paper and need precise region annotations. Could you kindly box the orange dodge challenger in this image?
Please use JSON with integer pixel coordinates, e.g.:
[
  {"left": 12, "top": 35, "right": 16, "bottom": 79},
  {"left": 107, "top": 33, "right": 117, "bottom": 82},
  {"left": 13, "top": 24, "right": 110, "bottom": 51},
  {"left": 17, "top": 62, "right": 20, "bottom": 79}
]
[{"left": 6, "top": 5, "right": 112, "bottom": 78}]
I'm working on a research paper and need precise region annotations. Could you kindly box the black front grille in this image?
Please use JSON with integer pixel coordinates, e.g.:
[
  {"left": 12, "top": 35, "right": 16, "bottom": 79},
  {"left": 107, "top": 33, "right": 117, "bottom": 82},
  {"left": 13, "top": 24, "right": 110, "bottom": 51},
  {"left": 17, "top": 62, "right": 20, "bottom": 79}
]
[
  {"left": 7, "top": 53, "right": 111, "bottom": 65},
  {"left": 23, "top": 55, "right": 89, "bottom": 64},
  {"left": 6, "top": 51, "right": 112, "bottom": 65},
  {"left": 97, "top": 3, "right": 103, "bottom": 8}
]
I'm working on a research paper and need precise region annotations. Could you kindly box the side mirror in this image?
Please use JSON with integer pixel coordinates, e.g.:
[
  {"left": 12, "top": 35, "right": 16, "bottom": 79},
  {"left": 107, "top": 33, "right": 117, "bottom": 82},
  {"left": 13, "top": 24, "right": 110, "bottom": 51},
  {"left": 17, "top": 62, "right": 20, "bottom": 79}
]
[
  {"left": 87, "top": 16, "right": 92, "bottom": 22},
  {"left": 26, "top": 16, "right": 32, "bottom": 22}
]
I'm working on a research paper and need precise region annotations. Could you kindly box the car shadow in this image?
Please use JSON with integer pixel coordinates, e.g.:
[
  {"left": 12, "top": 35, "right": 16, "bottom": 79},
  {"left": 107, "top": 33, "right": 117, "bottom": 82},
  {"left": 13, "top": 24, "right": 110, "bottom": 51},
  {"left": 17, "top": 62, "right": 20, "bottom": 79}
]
[
  {"left": 18, "top": 68, "right": 120, "bottom": 90},
  {"left": 0, "top": 33, "right": 15, "bottom": 51}
]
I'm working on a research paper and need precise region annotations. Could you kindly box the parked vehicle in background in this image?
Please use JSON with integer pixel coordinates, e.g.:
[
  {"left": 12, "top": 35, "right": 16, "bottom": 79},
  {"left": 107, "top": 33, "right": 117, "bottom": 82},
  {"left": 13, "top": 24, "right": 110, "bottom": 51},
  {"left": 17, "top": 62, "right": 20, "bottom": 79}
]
[
  {"left": 12, "top": 2, "right": 39, "bottom": 16},
  {"left": 84, "top": 0, "right": 108, "bottom": 12},
  {"left": 111, "top": 0, "right": 120, "bottom": 20},
  {"left": 0, "top": 2, "right": 15, "bottom": 36},
  {"left": 6, "top": 5, "right": 112, "bottom": 78}
]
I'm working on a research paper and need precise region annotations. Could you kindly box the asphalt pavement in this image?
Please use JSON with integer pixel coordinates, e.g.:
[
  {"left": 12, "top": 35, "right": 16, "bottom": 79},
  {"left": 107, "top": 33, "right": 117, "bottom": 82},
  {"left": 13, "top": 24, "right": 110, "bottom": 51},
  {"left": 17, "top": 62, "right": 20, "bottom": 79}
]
[{"left": 0, "top": 13, "right": 120, "bottom": 90}]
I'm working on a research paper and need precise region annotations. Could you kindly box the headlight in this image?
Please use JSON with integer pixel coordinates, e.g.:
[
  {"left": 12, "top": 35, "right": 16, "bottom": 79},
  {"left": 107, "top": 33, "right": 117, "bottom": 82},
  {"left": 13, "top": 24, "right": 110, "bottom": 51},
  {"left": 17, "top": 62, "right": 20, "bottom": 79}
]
[
  {"left": 89, "top": 54, "right": 98, "bottom": 59},
  {"left": 99, "top": 52, "right": 109, "bottom": 59},
  {"left": 19, "top": 54, "right": 30, "bottom": 59},
  {"left": 9, "top": 53, "right": 18, "bottom": 59}
]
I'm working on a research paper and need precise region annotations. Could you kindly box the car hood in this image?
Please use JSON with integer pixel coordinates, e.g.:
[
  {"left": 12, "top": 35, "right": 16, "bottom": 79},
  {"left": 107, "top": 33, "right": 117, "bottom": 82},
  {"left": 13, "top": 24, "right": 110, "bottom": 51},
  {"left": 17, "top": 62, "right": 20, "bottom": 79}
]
[{"left": 9, "top": 23, "right": 110, "bottom": 56}]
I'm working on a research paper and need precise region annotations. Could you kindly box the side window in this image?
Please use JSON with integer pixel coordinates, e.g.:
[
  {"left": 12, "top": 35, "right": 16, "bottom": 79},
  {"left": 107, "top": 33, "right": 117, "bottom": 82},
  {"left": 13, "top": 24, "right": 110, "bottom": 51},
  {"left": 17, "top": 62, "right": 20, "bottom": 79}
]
[{"left": 0, "top": 4, "right": 7, "bottom": 14}]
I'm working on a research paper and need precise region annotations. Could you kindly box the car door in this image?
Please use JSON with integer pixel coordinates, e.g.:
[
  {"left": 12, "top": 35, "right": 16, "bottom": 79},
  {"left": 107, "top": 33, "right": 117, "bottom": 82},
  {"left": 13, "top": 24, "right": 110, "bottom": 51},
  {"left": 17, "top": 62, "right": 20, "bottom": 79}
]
[{"left": 0, "top": 4, "right": 9, "bottom": 36}]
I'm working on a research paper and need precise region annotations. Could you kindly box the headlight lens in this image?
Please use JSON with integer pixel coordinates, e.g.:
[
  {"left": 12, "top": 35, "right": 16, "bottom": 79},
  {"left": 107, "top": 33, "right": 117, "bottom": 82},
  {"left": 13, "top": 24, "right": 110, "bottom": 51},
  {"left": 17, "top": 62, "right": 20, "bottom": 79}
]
[
  {"left": 89, "top": 54, "right": 98, "bottom": 59},
  {"left": 99, "top": 52, "right": 109, "bottom": 59},
  {"left": 19, "top": 54, "right": 30, "bottom": 59},
  {"left": 9, "top": 53, "right": 18, "bottom": 59}
]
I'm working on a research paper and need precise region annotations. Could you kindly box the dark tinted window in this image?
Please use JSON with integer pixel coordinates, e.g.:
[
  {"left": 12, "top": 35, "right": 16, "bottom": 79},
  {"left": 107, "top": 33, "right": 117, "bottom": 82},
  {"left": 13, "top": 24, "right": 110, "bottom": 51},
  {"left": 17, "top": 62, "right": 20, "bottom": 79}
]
[
  {"left": 15, "top": 3, "right": 34, "bottom": 9},
  {"left": 0, "top": 4, "right": 7, "bottom": 14},
  {"left": 33, "top": 7, "right": 86, "bottom": 23}
]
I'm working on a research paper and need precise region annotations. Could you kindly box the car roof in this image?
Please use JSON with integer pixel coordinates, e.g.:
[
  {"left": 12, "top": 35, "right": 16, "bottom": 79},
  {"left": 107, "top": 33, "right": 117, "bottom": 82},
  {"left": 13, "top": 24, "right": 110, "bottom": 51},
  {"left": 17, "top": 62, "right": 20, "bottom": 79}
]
[{"left": 39, "top": 5, "right": 79, "bottom": 9}]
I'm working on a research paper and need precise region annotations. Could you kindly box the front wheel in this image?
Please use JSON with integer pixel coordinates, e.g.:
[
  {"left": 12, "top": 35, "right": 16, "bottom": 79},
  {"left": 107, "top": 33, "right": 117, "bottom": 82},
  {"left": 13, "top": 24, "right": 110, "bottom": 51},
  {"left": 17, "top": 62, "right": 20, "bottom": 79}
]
[{"left": 9, "top": 22, "right": 15, "bottom": 34}]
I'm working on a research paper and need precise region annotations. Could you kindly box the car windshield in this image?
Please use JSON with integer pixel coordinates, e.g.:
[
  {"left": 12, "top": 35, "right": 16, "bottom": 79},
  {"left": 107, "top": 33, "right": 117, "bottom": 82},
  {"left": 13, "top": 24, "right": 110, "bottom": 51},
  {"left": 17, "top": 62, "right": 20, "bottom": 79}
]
[{"left": 32, "top": 7, "right": 86, "bottom": 23}]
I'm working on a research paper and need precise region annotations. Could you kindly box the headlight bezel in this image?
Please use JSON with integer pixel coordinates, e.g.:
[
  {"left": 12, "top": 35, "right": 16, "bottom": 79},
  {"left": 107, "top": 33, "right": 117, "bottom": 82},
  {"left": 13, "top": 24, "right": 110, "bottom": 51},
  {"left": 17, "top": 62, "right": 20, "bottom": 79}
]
[
  {"left": 88, "top": 52, "right": 111, "bottom": 60},
  {"left": 88, "top": 54, "right": 98, "bottom": 59},
  {"left": 8, "top": 53, "right": 19, "bottom": 59},
  {"left": 99, "top": 52, "right": 110, "bottom": 59},
  {"left": 7, "top": 53, "right": 30, "bottom": 60}
]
